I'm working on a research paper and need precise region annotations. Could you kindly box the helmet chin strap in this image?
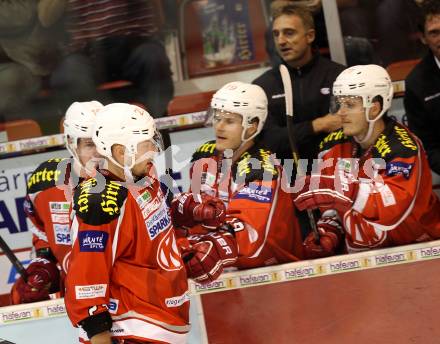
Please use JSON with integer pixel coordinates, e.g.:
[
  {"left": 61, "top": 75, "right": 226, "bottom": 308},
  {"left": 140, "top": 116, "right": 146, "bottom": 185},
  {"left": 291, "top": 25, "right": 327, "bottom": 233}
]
[
  {"left": 354, "top": 105, "right": 386, "bottom": 145},
  {"left": 67, "top": 140, "right": 95, "bottom": 177}
]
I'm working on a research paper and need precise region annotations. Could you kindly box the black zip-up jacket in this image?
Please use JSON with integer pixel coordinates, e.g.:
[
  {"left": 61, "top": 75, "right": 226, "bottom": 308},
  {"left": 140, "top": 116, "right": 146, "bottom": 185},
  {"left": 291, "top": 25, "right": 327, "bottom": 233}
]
[
  {"left": 253, "top": 53, "right": 345, "bottom": 162},
  {"left": 404, "top": 51, "right": 440, "bottom": 175}
]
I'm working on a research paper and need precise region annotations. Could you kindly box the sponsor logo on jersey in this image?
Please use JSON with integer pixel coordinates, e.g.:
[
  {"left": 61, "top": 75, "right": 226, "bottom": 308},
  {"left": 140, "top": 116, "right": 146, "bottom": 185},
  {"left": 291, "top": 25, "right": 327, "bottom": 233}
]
[
  {"left": 394, "top": 126, "right": 417, "bottom": 151},
  {"left": 375, "top": 134, "right": 392, "bottom": 158},
  {"left": 386, "top": 161, "right": 414, "bottom": 179},
  {"left": 234, "top": 185, "right": 272, "bottom": 203},
  {"left": 49, "top": 202, "right": 70, "bottom": 214},
  {"left": 259, "top": 149, "right": 277, "bottom": 175},
  {"left": 165, "top": 291, "right": 190, "bottom": 308},
  {"left": 77, "top": 179, "right": 96, "bottom": 213},
  {"left": 75, "top": 284, "right": 107, "bottom": 299},
  {"left": 146, "top": 204, "right": 171, "bottom": 240},
  {"left": 51, "top": 213, "right": 69, "bottom": 224},
  {"left": 157, "top": 230, "right": 182, "bottom": 271},
  {"left": 54, "top": 224, "right": 71, "bottom": 245},
  {"left": 197, "top": 142, "right": 216, "bottom": 154},
  {"left": 141, "top": 198, "right": 161, "bottom": 219},
  {"left": 108, "top": 298, "right": 119, "bottom": 314},
  {"left": 27, "top": 160, "right": 64, "bottom": 189},
  {"left": 136, "top": 190, "right": 152, "bottom": 208},
  {"left": 320, "top": 130, "right": 346, "bottom": 149},
  {"left": 78, "top": 231, "right": 108, "bottom": 252},
  {"left": 101, "top": 181, "right": 123, "bottom": 216}
]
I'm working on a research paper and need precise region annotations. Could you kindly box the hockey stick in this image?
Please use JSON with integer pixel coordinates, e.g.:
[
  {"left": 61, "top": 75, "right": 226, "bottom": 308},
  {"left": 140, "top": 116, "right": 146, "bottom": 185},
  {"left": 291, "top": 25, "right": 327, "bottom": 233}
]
[
  {"left": 279, "top": 64, "right": 320, "bottom": 241},
  {"left": 0, "top": 235, "right": 27, "bottom": 282}
]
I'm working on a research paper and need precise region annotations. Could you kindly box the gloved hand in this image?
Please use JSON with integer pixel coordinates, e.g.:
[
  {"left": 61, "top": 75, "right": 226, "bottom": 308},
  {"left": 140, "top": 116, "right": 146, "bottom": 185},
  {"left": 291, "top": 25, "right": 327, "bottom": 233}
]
[
  {"left": 294, "top": 172, "right": 358, "bottom": 214},
  {"left": 171, "top": 193, "right": 226, "bottom": 229},
  {"left": 303, "top": 211, "right": 344, "bottom": 259},
  {"left": 10, "top": 258, "right": 60, "bottom": 304},
  {"left": 182, "top": 231, "right": 238, "bottom": 284}
]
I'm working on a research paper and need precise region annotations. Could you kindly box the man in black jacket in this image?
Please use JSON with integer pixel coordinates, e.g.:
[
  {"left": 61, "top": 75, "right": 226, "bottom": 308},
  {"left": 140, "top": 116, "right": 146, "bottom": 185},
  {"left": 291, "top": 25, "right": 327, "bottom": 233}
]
[
  {"left": 253, "top": 5, "right": 345, "bottom": 164},
  {"left": 405, "top": 1, "right": 440, "bottom": 175}
]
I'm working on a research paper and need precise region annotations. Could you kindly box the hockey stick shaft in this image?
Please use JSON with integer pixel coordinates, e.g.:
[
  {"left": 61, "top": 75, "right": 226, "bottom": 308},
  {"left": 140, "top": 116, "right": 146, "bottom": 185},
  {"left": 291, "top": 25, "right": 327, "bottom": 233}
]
[
  {"left": 279, "top": 64, "right": 320, "bottom": 241},
  {"left": 0, "top": 235, "right": 27, "bottom": 282}
]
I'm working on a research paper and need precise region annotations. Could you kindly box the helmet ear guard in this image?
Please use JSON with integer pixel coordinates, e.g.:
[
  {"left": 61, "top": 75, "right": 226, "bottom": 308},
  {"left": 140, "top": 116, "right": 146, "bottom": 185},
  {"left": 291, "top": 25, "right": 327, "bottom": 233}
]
[
  {"left": 332, "top": 64, "right": 393, "bottom": 143},
  {"left": 209, "top": 81, "right": 268, "bottom": 143}
]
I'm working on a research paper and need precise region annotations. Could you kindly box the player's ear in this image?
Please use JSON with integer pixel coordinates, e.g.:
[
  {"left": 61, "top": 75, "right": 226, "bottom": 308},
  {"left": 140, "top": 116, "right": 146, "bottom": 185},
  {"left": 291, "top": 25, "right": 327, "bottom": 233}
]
[
  {"left": 369, "top": 99, "right": 382, "bottom": 120},
  {"left": 244, "top": 118, "right": 258, "bottom": 140},
  {"left": 111, "top": 144, "right": 125, "bottom": 164}
]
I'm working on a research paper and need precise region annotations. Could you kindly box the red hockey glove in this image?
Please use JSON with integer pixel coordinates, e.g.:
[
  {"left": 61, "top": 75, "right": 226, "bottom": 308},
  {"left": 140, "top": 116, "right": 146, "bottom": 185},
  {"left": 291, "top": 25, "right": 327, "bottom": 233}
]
[
  {"left": 294, "top": 173, "right": 358, "bottom": 214},
  {"left": 303, "top": 211, "right": 344, "bottom": 259},
  {"left": 171, "top": 193, "right": 226, "bottom": 229},
  {"left": 182, "top": 231, "right": 238, "bottom": 284},
  {"left": 11, "top": 258, "right": 60, "bottom": 304}
]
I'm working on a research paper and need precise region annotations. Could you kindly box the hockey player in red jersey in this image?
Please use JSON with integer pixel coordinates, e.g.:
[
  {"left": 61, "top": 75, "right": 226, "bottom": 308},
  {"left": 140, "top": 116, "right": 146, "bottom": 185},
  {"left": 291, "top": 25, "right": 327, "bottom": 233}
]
[
  {"left": 294, "top": 65, "right": 440, "bottom": 257},
  {"left": 11, "top": 101, "right": 103, "bottom": 304},
  {"left": 65, "top": 103, "right": 191, "bottom": 344},
  {"left": 171, "top": 81, "right": 304, "bottom": 283}
]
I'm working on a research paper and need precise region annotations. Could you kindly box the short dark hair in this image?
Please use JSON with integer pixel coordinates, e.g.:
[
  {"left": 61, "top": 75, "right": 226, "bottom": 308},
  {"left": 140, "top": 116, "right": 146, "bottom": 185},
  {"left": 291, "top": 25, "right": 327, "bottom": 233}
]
[
  {"left": 271, "top": 4, "right": 315, "bottom": 31},
  {"left": 418, "top": 0, "right": 440, "bottom": 33}
]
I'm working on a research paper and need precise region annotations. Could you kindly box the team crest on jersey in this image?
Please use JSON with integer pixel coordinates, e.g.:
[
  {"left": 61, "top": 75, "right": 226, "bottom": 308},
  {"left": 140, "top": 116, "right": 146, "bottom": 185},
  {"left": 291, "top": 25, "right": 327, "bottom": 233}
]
[{"left": 157, "top": 230, "right": 183, "bottom": 271}]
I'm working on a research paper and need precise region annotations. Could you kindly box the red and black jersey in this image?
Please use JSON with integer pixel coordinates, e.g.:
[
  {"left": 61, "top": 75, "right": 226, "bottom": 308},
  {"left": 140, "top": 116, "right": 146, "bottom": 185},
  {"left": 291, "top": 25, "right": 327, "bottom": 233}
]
[
  {"left": 65, "top": 169, "right": 189, "bottom": 344},
  {"left": 24, "top": 158, "right": 76, "bottom": 272},
  {"left": 317, "top": 119, "right": 440, "bottom": 252},
  {"left": 187, "top": 141, "right": 304, "bottom": 269}
]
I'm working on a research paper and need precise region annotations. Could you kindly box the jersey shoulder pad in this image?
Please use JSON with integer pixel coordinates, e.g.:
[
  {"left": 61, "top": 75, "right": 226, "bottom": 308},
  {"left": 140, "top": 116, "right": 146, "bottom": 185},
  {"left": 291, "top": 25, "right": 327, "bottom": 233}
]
[
  {"left": 191, "top": 140, "right": 217, "bottom": 162},
  {"left": 235, "top": 148, "right": 278, "bottom": 184},
  {"left": 319, "top": 130, "right": 349, "bottom": 152},
  {"left": 27, "top": 158, "right": 69, "bottom": 194},
  {"left": 372, "top": 123, "right": 418, "bottom": 161},
  {"left": 73, "top": 178, "right": 128, "bottom": 225}
]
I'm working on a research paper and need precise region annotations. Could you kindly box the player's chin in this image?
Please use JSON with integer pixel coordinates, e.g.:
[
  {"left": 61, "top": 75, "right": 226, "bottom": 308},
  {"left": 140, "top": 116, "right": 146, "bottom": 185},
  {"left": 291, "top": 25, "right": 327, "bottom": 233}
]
[
  {"left": 215, "top": 139, "right": 229, "bottom": 151},
  {"left": 342, "top": 126, "right": 355, "bottom": 137}
]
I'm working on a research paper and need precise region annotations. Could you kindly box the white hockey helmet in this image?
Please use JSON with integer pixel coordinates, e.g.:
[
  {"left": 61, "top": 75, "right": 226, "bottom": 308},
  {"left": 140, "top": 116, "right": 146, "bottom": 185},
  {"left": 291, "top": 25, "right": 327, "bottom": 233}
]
[
  {"left": 93, "top": 103, "right": 162, "bottom": 170},
  {"left": 64, "top": 101, "right": 103, "bottom": 166},
  {"left": 210, "top": 81, "right": 268, "bottom": 143},
  {"left": 332, "top": 64, "right": 393, "bottom": 143}
]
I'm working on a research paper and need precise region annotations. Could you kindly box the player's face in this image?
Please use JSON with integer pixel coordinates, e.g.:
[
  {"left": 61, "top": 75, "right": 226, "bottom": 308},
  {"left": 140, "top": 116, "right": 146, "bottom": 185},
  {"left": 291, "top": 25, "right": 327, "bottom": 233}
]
[
  {"left": 131, "top": 140, "right": 158, "bottom": 177},
  {"left": 77, "top": 138, "right": 100, "bottom": 168},
  {"left": 213, "top": 111, "right": 244, "bottom": 152},
  {"left": 335, "top": 96, "right": 369, "bottom": 137},
  {"left": 423, "top": 14, "right": 440, "bottom": 60},
  {"left": 272, "top": 14, "right": 315, "bottom": 66}
]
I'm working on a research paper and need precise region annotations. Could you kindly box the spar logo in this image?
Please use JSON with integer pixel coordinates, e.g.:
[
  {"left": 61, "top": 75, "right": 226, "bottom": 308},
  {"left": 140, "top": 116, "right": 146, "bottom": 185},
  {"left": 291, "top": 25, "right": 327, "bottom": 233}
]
[{"left": 157, "top": 230, "right": 182, "bottom": 271}]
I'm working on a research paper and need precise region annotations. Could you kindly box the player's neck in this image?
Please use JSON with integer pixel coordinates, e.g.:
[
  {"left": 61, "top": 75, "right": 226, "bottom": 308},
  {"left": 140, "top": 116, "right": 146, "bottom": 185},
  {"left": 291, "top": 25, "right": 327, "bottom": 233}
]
[
  {"left": 106, "top": 159, "right": 126, "bottom": 181},
  {"left": 232, "top": 140, "right": 254, "bottom": 163},
  {"left": 358, "top": 120, "right": 386, "bottom": 149}
]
